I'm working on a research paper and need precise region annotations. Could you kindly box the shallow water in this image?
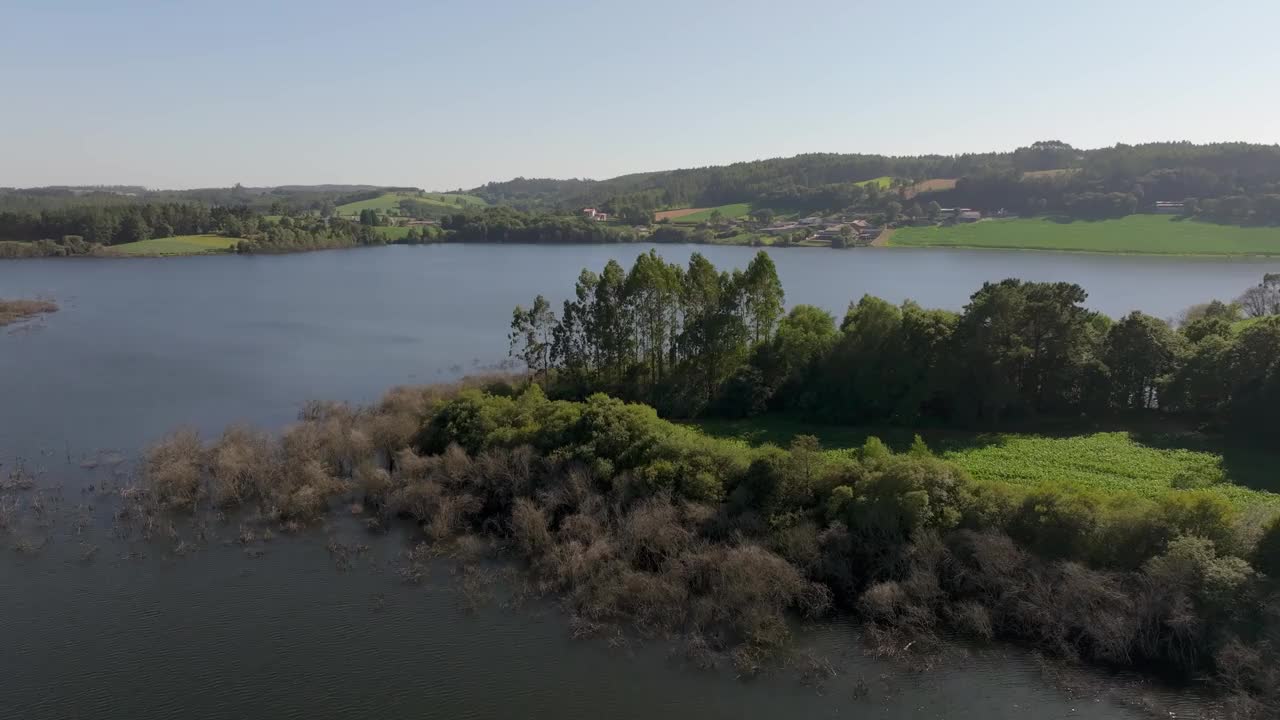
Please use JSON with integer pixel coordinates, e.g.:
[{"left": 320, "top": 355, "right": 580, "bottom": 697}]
[{"left": 1, "top": 243, "right": 1255, "bottom": 718}]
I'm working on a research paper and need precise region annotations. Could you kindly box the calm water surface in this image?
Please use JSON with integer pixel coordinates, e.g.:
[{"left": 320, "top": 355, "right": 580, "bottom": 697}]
[{"left": 2, "top": 244, "right": 1256, "bottom": 719}]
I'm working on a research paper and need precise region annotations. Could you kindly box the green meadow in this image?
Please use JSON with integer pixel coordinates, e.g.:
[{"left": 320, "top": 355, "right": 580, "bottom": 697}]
[
  {"left": 890, "top": 215, "right": 1280, "bottom": 255},
  {"left": 335, "top": 192, "right": 487, "bottom": 216},
  {"left": 691, "top": 416, "right": 1280, "bottom": 510},
  {"left": 111, "top": 234, "right": 239, "bottom": 256}
]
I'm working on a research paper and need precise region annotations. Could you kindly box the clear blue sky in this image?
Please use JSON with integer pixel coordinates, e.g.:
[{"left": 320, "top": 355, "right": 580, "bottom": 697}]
[{"left": 3, "top": 0, "right": 1277, "bottom": 190}]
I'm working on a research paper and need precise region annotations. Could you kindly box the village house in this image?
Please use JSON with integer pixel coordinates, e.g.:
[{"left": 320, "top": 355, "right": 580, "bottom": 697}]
[{"left": 581, "top": 208, "right": 610, "bottom": 222}]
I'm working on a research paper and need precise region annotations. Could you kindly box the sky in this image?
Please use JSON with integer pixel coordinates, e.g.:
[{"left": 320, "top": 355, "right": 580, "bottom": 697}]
[{"left": 3, "top": 0, "right": 1278, "bottom": 190}]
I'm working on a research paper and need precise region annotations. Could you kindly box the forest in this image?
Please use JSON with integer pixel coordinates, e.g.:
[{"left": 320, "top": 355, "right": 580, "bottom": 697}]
[
  {"left": 474, "top": 141, "right": 1280, "bottom": 226},
  {"left": 6, "top": 141, "right": 1280, "bottom": 256}
]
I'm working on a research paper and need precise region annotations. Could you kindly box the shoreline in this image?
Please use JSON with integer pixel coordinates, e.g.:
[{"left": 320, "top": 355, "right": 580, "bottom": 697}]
[{"left": 7, "top": 237, "right": 1280, "bottom": 260}]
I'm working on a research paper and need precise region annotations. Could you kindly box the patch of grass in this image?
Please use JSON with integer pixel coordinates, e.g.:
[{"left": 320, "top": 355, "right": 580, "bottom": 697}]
[
  {"left": 111, "top": 234, "right": 238, "bottom": 256},
  {"left": 890, "top": 215, "right": 1280, "bottom": 255},
  {"left": 669, "top": 203, "right": 755, "bottom": 224},
  {"left": 855, "top": 176, "right": 895, "bottom": 190},
  {"left": 945, "top": 432, "right": 1279, "bottom": 508},
  {"left": 688, "top": 417, "right": 1280, "bottom": 510},
  {"left": 336, "top": 192, "right": 487, "bottom": 216}
]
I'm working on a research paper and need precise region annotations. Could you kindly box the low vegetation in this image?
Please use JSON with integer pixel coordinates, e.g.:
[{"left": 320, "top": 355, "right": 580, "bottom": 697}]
[
  {"left": 691, "top": 419, "right": 1280, "bottom": 510},
  {"left": 891, "top": 215, "right": 1280, "bottom": 255},
  {"left": 110, "top": 234, "right": 240, "bottom": 256},
  {"left": 0, "top": 298, "right": 57, "bottom": 327},
  {"left": 127, "top": 380, "right": 1280, "bottom": 712}
]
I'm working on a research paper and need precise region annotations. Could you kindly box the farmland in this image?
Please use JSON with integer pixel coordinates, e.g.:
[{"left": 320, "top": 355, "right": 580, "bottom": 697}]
[
  {"left": 690, "top": 416, "right": 1280, "bottom": 510},
  {"left": 664, "top": 203, "right": 755, "bottom": 224},
  {"left": 890, "top": 215, "right": 1280, "bottom": 255},
  {"left": 110, "top": 234, "right": 239, "bottom": 256},
  {"left": 335, "top": 191, "right": 487, "bottom": 216}
]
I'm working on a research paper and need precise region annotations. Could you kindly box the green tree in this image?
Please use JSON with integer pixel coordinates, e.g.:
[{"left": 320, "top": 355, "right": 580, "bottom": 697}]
[
  {"left": 741, "top": 251, "right": 784, "bottom": 344},
  {"left": 118, "top": 213, "right": 151, "bottom": 244},
  {"left": 509, "top": 295, "right": 556, "bottom": 378},
  {"left": 1104, "top": 312, "right": 1182, "bottom": 410}
]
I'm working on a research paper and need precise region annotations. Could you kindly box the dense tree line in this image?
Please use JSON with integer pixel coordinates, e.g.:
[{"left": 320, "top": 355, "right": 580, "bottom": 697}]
[
  {"left": 473, "top": 141, "right": 1280, "bottom": 226},
  {"left": 0, "top": 203, "right": 250, "bottom": 247},
  {"left": 439, "top": 207, "right": 644, "bottom": 244},
  {"left": 512, "top": 252, "right": 1280, "bottom": 444}
]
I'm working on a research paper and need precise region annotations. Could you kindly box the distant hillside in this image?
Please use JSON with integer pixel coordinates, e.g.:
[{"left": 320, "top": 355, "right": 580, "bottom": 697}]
[
  {"left": 469, "top": 141, "right": 1280, "bottom": 225},
  {"left": 334, "top": 191, "right": 487, "bottom": 218}
]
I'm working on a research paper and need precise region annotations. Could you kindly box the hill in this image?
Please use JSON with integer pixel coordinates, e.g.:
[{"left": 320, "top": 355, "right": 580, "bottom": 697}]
[{"left": 468, "top": 141, "right": 1280, "bottom": 229}]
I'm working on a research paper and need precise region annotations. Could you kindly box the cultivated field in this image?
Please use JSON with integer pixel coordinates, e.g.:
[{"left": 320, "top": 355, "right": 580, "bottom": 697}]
[
  {"left": 665, "top": 203, "right": 754, "bottom": 224},
  {"left": 890, "top": 215, "right": 1280, "bottom": 255},
  {"left": 111, "top": 235, "right": 239, "bottom": 256},
  {"left": 946, "top": 432, "right": 1279, "bottom": 509},
  {"left": 690, "top": 417, "right": 1280, "bottom": 510},
  {"left": 903, "top": 178, "right": 957, "bottom": 198},
  {"left": 654, "top": 207, "right": 707, "bottom": 221}
]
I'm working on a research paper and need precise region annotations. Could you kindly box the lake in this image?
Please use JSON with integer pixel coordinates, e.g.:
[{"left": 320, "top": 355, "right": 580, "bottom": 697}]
[{"left": 2, "top": 243, "right": 1259, "bottom": 719}]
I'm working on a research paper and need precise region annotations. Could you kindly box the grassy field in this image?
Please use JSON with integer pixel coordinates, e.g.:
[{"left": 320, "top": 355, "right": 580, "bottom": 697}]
[
  {"left": 335, "top": 192, "right": 487, "bottom": 216},
  {"left": 890, "top": 215, "right": 1280, "bottom": 255},
  {"left": 855, "top": 176, "right": 895, "bottom": 190},
  {"left": 111, "top": 234, "right": 239, "bottom": 256},
  {"left": 690, "top": 416, "right": 1280, "bottom": 510},
  {"left": 668, "top": 203, "right": 754, "bottom": 224}
]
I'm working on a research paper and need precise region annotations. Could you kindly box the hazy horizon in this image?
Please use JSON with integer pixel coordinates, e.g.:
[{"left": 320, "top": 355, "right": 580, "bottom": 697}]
[{"left": 5, "top": 0, "right": 1278, "bottom": 190}]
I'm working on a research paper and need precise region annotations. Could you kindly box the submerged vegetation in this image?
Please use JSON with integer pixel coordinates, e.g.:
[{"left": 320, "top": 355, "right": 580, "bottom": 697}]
[
  {"left": 0, "top": 298, "right": 57, "bottom": 327},
  {"left": 117, "top": 379, "right": 1280, "bottom": 714}
]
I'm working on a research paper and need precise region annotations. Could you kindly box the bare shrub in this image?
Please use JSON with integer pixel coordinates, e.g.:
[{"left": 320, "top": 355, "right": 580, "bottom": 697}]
[
  {"left": 770, "top": 520, "right": 822, "bottom": 574},
  {"left": 619, "top": 496, "right": 692, "bottom": 570},
  {"left": 471, "top": 446, "right": 537, "bottom": 511},
  {"left": 682, "top": 631, "right": 720, "bottom": 670},
  {"left": 354, "top": 461, "right": 392, "bottom": 503},
  {"left": 859, "top": 581, "right": 908, "bottom": 623},
  {"left": 143, "top": 429, "right": 204, "bottom": 511},
  {"left": 207, "top": 425, "right": 275, "bottom": 507},
  {"left": 438, "top": 443, "right": 474, "bottom": 487},
  {"left": 947, "top": 601, "right": 994, "bottom": 640},
  {"left": 426, "top": 492, "right": 480, "bottom": 542},
  {"left": 511, "top": 498, "right": 552, "bottom": 559},
  {"left": 394, "top": 448, "right": 431, "bottom": 480},
  {"left": 559, "top": 512, "right": 605, "bottom": 546}
]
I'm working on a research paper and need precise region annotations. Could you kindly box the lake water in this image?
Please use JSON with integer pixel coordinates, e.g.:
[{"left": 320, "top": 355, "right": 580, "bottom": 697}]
[{"left": 2, "top": 243, "right": 1261, "bottom": 719}]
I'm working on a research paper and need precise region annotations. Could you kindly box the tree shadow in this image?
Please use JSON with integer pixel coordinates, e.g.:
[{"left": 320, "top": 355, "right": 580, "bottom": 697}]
[{"left": 1130, "top": 430, "right": 1280, "bottom": 494}]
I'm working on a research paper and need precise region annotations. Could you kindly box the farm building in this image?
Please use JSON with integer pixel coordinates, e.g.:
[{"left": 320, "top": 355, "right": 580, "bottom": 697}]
[
  {"left": 957, "top": 210, "right": 982, "bottom": 223},
  {"left": 1155, "top": 201, "right": 1185, "bottom": 214}
]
